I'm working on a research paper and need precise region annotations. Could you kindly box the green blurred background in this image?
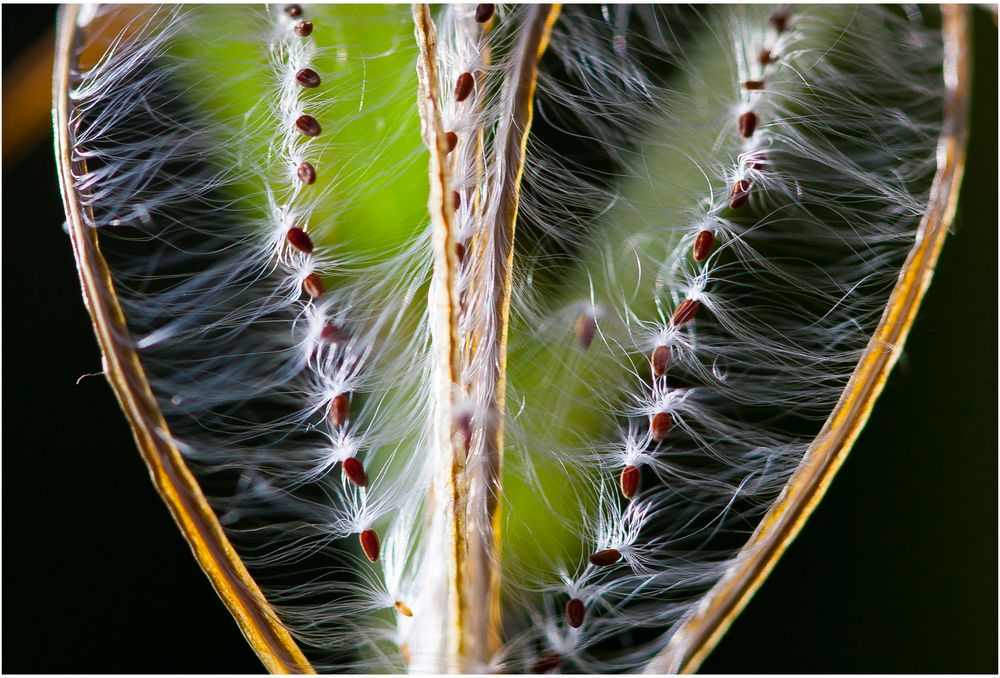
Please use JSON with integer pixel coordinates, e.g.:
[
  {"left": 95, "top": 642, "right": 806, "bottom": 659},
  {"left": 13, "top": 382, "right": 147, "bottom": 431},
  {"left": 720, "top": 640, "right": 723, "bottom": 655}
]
[{"left": 2, "top": 5, "right": 995, "bottom": 673}]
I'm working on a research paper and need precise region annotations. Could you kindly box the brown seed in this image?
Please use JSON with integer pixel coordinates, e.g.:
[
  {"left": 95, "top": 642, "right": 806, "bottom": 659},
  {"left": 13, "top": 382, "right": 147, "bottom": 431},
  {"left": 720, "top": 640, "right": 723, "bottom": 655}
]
[
  {"left": 745, "top": 153, "right": 767, "bottom": 171},
  {"left": 302, "top": 273, "right": 324, "bottom": 298},
  {"left": 693, "top": 230, "right": 715, "bottom": 262},
  {"left": 475, "top": 4, "right": 495, "bottom": 23},
  {"left": 758, "top": 48, "right": 774, "bottom": 65},
  {"left": 575, "top": 312, "right": 597, "bottom": 351},
  {"left": 565, "top": 598, "right": 585, "bottom": 628},
  {"left": 320, "top": 324, "right": 348, "bottom": 343},
  {"left": 330, "top": 393, "right": 350, "bottom": 426},
  {"left": 294, "top": 20, "right": 313, "bottom": 37},
  {"left": 738, "top": 111, "right": 757, "bottom": 138},
  {"left": 454, "top": 72, "right": 474, "bottom": 102},
  {"left": 452, "top": 190, "right": 461, "bottom": 211},
  {"left": 444, "top": 131, "right": 458, "bottom": 153},
  {"left": 342, "top": 457, "right": 368, "bottom": 488},
  {"left": 650, "top": 411, "right": 672, "bottom": 442},
  {"left": 742, "top": 80, "right": 765, "bottom": 91},
  {"left": 672, "top": 298, "right": 700, "bottom": 326},
  {"left": 619, "top": 465, "right": 640, "bottom": 499},
  {"left": 729, "top": 179, "right": 752, "bottom": 209},
  {"left": 588, "top": 548, "right": 622, "bottom": 567},
  {"left": 455, "top": 241, "right": 466, "bottom": 264},
  {"left": 394, "top": 600, "right": 413, "bottom": 617},
  {"left": 296, "top": 161, "right": 316, "bottom": 184},
  {"left": 295, "top": 114, "right": 321, "bottom": 137},
  {"left": 770, "top": 12, "right": 788, "bottom": 33},
  {"left": 284, "top": 4, "right": 302, "bottom": 18},
  {"left": 531, "top": 651, "right": 562, "bottom": 674},
  {"left": 286, "top": 227, "right": 314, "bottom": 254},
  {"left": 359, "top": 528, "right": 380, "bottom": 563},
  {"left": 295, "top": 68, "right": 321, "bottom": 88},
  {"left": 651, "top": 344, "right": 670, "bottom": 378}
]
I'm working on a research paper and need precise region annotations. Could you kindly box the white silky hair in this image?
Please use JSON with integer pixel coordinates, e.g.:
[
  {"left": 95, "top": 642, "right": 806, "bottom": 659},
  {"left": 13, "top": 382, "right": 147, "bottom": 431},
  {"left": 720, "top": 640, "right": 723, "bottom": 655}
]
[{"left": 65, "top": 3, "right": 945, "bottom": 673}]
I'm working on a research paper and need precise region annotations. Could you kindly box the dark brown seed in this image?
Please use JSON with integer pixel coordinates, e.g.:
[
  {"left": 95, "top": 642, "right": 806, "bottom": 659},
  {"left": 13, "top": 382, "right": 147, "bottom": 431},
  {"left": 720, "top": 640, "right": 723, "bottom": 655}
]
[
  {"left": 738, "top": 111, "right": 757, "bottom": 138},
  {"left": 286, "top": 227, "right": 314, "bottom": 254},
  {"left": 742, "top": 80, "right": 765, "bottom": 91},
  {"left": 342, "top": 457, "right": 368, "bottom": 488},
  {"left": 565, "top": 598, "right": 585, "bottom": 628},
  {"left": 758, "top": 48, "right": 774, "bottom": 65},
  {"left": 729, "top": 179, "right": 752, "bottom": 209},
  {"left": 575, "top": 312, "right": 597, "bottom": 351},
  {"left": 454, "top": 72, "right": 474, "bottom": 102},
  {"left": 284, "top": 4, "right": 302, "bottom": 18},
  {"left": 770, "top": 12, "right": 788, "bottom": 33},
  {"left": 650, "top": 411, "right": 672, "bottom": 442},
  {"left": 302, "top": 273, "right": 324, "bottom": 298},
  {"left": 330, "top": 393, "right": 350, "bottom": 426},
  {"left": 619, "top": 465, "right": 640, "bottom": 500},
  {"left": 693, "top": 230, "right": 715, "bottom": 262},
  {"left": 294, "top": 20, "right": 313, "bottom": 37},
  {"left": 475, "top": 3, "right": 495, "bottom": 23},
  {"left": 295, "top": 68, "right": 321, "bottom": 88},
  {"left": 297, "top": 161, "right": 316, "bottom": 185},
  {"left": 320, "top": 324, "right": 348, "bottom": 343},
  {"left": 444, "top": 131, "right": 458, "bottom": 154},
  {"left": 531, "top": 651, "right": 563, "bottom": 674},
  {"left": 455, "top": 241, "right": 466, "bottom": 264},
  {"left": 588, "top": 548, "right": 622, "bottom": 567},
  {"left": 651, "top": 344, "right": 670, "bottom": 378},
  {"left": 295, "top": 114, "right": 321, "bottom": 137},
  {"left": 394, "top": 600, "right": 413, "bottom": 617},
  {"left": 672, "top": 298, "right": 700, "bottom": 326},
  {"left": 359, "top": 529, "right": 380, "bottom": 563},
  {"left": 452, "top": 190, "right": 461, "bottom": 211}
]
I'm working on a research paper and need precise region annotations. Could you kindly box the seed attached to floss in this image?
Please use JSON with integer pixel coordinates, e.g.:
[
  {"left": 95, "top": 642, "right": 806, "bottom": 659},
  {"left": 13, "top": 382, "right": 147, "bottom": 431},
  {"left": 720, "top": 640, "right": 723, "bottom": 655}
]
[
  {"left": 444, "top": 131, "right": 458, "bottom": 154},
  {"left": 295, "top": 114, "right": 321, "bottom": 137},
  {"left": 394, "top": 600, "right": 413, "bottom": 617},
  {"left": 455, "top": 241, "right": 466, "bottom": 264},
  {"left": 475, "top": 4, "right": 495, "bottom": 23},
  {"left": 359, "top": 529, "right": 380, "bottom": 563},
  {"left": 342, "top": 457, "right": 368, "bottom": 488},
  {"left": 672, "top": 298, "right": 700, "bottom": 326},
  {"left": 650, "top": 411, "right": 672, "bottom": 442},
  {"left": 296, "top": 161, "right": 316, "bottom": 185},
  {"left": 693, "top": 229, "right": 715, "bottom": 262},
  {"left": 295, "top": 68, "right": 321, "bottom": 88},
  {"left": 730, "top": 179, "right": 752, "bottom": 209},
  {"left": 742, "top": 80, "right": 765, "bottom": 91},
  {"left": 302, "top": 273, "right": 324, "bottom": 298},
  {"left": 589, "top": 548, "right": 622, "bottom": 567},
  {"left": 619, "top": 465, "right": 640, "bottom": 499},
  {"left": 320, "top": 324, "right": 347, "bottom": 343},
  {"left": 330, "top": 393, "right": 350, "bottom": 426},
  {"left": 452, "top": 190, "right": 461, "bottom": 211},
  {"left": 293, "top": 20, "right": 313, "bottom": 37},
  {"left": 284, "top": 4, "right": 302, "bottom": 18},
  {"left": 565, "top": 598, "right": 585, "bottom": 629},
  {"left": 454, "top": 72, "right": 474, "bottom": 102},
  {"left": 651, "top": 344, "right": 670, "bottom": 378},
  {"left": 286, "top": 227, "right": 314, "bottom": 254},
  {"left": 770, "top": 11, "right": 788, "bottom": 33},
  {"left": 531, "top": 651, "right": 563, "bottom": 674},
  {"left": 575, "top": 311, "right": 597, "bottom": 351},
  {"left": 758, "top": 48, "right": 774, "bottom": 65},
  {"left": 738, "top": 111, "right": 758, "bottom": 138}
]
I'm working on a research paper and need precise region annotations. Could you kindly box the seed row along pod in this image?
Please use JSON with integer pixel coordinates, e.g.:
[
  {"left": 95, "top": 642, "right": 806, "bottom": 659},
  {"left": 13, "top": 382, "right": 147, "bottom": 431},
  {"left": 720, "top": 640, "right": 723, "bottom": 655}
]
[{"left": 53, "top": 4, "right": 968, "bottom": 674}]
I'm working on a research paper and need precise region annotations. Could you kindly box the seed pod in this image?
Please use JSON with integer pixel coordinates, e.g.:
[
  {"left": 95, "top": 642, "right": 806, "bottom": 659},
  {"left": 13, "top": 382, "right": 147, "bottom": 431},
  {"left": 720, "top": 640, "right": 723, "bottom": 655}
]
[
  {"left": 359, "top": 529, "right": 380, "bottom": 563},
  {"left": 589, "top": 548, "right": 622, "bottom": 567},
  {"left": 286, "top": 227, "right": 314, "bottom": 254},
  {"left": 295, "top": 68, "right": 321, "bottom": 88},
  {"left": 619, "top": 465, "right": 640, "bottom": 499},
  {"left": 650, "top": 412, "right": 672, "bottom": 442},
  {"left": 565, "top": 598, "right": 585, "bottom": 628},
  {"left": 342, "top": 457, "right": 367, "bottom": 488}
]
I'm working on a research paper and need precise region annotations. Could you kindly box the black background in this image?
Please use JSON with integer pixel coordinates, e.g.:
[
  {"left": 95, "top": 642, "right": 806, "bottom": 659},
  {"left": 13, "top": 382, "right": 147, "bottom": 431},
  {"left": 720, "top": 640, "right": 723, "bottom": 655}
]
[{"left": 2, "top": 5, "right": 996, "bottom": 674}]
